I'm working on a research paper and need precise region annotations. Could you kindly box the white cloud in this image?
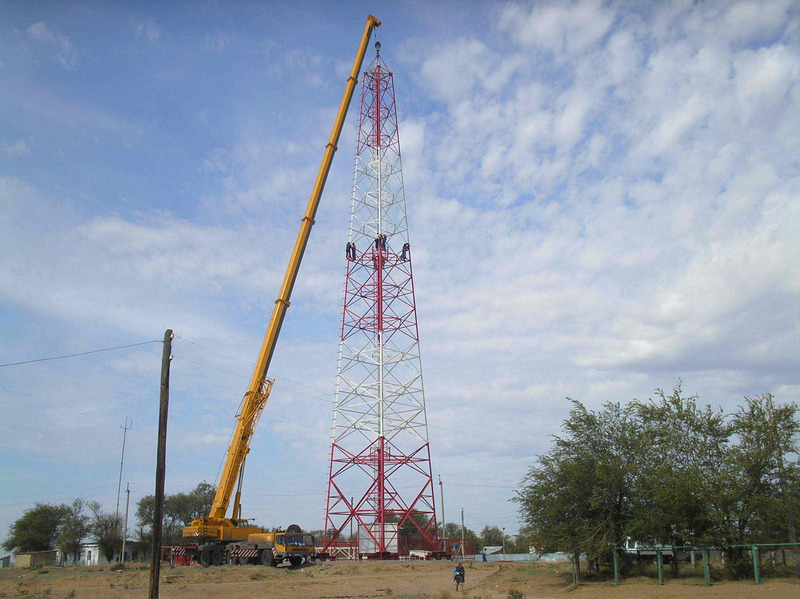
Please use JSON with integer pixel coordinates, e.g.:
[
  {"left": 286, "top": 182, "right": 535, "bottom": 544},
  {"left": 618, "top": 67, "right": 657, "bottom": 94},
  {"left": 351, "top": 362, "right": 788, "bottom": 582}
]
[
  {"left": 133, "top": 18, "right": 161, "bottom": 44},
  {"left": 734, "top": 45, "right": 799, "bottom": 125},
  {"left": 400, "top": 1, "right": 800, "bottom": 415},
  {"left": 498, "top": 0, "right": 616, "bottom": 58},
  {"left": 419, "top": 38, "right": 492, "bottom": 104},
  {"left": 0, "top": 177, "right": 284, "bottom": 341},
  {"left": 2, "top": 139, "right": 33, "bottom": 158},
  {"left": 553, "top": 88, "right": 591, "bottom": 149},
  {"left": 724, "top": 0, "right": 794, "bottom": 44},
  {"left": 27, "top": 22, "right": 77, "bottom": 69}
]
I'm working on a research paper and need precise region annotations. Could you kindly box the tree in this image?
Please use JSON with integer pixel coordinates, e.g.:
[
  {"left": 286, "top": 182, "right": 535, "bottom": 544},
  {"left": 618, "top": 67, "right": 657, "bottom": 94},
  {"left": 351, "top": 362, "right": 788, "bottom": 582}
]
[
  {"left": 165, "top": 482, "right": 216, "bottom": 526},
  {"left": 512, "top": 523, "right": 536, "bottom": 553},
  {"left": 722, "top": 394, "right": 800, "bottom": 574},
  {"left": 629, "top": 385, "right": 728, "bottom": 547},
  {"left": 90, "top": 504, "right": 120, "bottom": 563},
  {"left": 515, "top": 399, "right": 638, "bottom": 566},
  {"left": 516, "top": 387, "right": 800, "bottom": 580},
  {"left": 625, "top": 385, "right": 730, "bottom": 575},
  {"left": 439, "top": 521, "right": 477, "bottom": 542},
  {"left": 133, "top": 523, "right": 152, "bottom": 562},
  {"left": 2, "top": 503, "right": 69, "bottom": 553},
  {"left": 57, "top": 499, "right": 93, "bottom": 563},
  {"left": 136, "top": 482, "right": 217, "bottom": 548},
  {"left": 440, "top": 522, "right": 460, "bottom": 539},
  {"left": 398, "top": 510, "right": 433, "bottom": 541},
  {"left": 479, "top": 525, "right": 504, "bottom": 549}
]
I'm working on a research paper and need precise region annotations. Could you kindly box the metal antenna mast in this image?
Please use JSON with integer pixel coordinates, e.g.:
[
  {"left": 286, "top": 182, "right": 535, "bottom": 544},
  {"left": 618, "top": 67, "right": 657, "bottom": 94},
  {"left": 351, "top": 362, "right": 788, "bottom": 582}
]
[
  {"left": 115, "top": 417, "right": 132, "bottom": 522},
  {"left": 323, "top": 42, "right": 438, "bottom": 559}
]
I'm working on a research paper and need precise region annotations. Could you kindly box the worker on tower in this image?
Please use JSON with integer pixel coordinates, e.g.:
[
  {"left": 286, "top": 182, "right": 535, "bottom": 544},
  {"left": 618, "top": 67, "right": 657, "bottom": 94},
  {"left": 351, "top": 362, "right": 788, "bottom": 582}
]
[
  {"left": 346, "top": 242, "right": 352, "bottom": 260},
  {"left": 401, "top": 242, "right": 410, "bottom": 261}
]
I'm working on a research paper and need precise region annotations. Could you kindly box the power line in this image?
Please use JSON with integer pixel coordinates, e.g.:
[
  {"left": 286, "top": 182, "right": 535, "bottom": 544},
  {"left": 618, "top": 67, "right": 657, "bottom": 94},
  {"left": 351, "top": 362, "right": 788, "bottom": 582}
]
[
  {"left": 176, "top": 342, "right": 540, "bottom": 450},
  {"left": 174, "top": 335, "right": 252, "bottom": 368},
  {"left": 172, "top": 356, "right": 249, "bottom": 380},
  {"left": 430, "top": 424, "right": 541, "bottom": 451},
  {"left": 448, "top": 482, "right": 516, "bottom": 490},
  {"left": 171, "top": 352, "right": 332, "bottom": 404},
  {"left": 0, "top": 340, "right": 162, "bottom": 368}
]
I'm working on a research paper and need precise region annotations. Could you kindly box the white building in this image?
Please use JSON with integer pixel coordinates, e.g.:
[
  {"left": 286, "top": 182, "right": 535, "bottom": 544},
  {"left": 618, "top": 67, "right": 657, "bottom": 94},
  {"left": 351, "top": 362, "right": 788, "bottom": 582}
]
[{"left": 58, "top": 541, "right": 142, "bottom": 566}]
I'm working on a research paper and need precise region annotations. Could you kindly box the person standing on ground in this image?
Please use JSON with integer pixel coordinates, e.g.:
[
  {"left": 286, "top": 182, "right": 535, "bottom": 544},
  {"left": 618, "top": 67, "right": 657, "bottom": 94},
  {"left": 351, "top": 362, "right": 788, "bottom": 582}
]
[{"left": 453, "top": 563, "right": 465, "bottom": 591}]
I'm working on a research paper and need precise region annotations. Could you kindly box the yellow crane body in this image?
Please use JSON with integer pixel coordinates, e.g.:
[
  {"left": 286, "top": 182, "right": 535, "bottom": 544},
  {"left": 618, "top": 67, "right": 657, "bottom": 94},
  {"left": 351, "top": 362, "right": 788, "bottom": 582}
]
[{"left": 181, "top": 15, "right": 381, "bottom": 564}]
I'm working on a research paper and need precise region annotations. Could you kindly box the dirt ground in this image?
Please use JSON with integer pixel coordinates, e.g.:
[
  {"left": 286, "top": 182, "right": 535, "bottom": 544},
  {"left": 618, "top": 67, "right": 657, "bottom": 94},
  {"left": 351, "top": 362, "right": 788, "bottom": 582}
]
[{"left": 1, "top": 560, "right": 797, "bottom": 599}]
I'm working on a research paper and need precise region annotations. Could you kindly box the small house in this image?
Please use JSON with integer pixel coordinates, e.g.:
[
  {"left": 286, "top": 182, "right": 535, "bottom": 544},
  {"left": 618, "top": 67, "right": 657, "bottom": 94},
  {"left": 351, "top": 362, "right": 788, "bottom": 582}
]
[{"left": 13, "top": 550, "right": 56, "bottom": 568}]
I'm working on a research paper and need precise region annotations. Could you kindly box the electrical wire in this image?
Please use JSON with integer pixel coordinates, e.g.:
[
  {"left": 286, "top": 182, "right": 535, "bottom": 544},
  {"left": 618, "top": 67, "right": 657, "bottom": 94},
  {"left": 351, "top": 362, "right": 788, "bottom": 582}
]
[
  {"left": 447, "top": 482, "right": 516, "bottom": 490},
  {"left": 174, "top": 335, "right": 252, "bottom": 368},
  {"left": 171, "top": 337, "right": 334, "bottom": 403},
  {"left": 0, "top": 340, "right": 163, "bottom": 368},
  {"left": 172, "top": 356, "right": 250, "bottom": 380},
  {"left": 174, "top": 340, "right": 540, "bottom": 452}
]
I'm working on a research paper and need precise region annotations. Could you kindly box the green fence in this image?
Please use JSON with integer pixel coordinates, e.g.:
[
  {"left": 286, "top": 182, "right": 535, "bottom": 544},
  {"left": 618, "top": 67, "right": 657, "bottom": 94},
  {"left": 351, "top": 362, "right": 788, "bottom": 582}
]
[{"left": 572, "top": 543, "right": 800, "bottom": 586}]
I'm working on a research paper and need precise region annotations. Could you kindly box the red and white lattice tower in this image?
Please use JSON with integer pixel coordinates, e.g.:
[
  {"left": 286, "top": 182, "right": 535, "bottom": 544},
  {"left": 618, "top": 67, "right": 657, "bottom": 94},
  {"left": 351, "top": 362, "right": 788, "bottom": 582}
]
[{"left": 323, "top": 45, "right": 438, "bottom": 558}]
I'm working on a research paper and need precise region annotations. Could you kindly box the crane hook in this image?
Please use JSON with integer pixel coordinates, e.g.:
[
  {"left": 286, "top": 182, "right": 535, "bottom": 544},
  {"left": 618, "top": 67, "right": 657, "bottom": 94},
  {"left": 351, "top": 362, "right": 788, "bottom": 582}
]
[{"left": 375, "top": 41, "right": 381, "bottom": 57}]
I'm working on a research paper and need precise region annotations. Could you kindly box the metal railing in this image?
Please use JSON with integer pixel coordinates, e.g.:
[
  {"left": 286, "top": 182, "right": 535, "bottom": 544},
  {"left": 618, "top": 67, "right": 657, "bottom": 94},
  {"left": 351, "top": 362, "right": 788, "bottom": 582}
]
[{"left": 573, "top": 543, "right": 800, "bottom": 586}]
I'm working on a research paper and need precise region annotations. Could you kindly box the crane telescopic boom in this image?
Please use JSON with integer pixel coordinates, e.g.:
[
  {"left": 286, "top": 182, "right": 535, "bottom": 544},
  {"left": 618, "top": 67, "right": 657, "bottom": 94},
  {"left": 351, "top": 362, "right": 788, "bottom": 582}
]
[{"left": 183, "top": 15, "right": 381, "bottom": 543}]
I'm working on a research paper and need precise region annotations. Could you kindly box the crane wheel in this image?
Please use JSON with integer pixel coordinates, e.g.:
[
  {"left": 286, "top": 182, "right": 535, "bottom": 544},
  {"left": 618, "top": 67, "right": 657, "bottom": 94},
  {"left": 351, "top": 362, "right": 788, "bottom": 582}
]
[
  {"left": 211, "top": 548, "right": 223, "bottom": 567},
  {"left": 289, "top": 556, "right": 303, "bottom": 567},
  {"left": 286, "top": 524, "right": 302, "bottom": 533},
  {"left": 260, "top": 550, "right": 275, "bottom": 567},
  {"left": 199, "top": 550, "right": 212, "bottom": 568}
]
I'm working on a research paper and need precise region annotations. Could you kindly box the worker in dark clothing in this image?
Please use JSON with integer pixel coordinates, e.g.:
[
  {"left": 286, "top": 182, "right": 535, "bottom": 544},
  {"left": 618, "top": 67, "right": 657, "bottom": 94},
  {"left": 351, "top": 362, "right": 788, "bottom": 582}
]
[
  {"left": 381, "top": 234, "right": 387, "bottom": 250},
  {"left": 346, "top": 242, "right": 353, "bottom": 260},
  {"left": 375, "top": 235, "right": 381, "bottom": 250},
  {"left": 401, "top": 242, "right": 410, "bottom": 260},
  {"left": 453, "top": 563, "right": 465, "bottom": 590}
]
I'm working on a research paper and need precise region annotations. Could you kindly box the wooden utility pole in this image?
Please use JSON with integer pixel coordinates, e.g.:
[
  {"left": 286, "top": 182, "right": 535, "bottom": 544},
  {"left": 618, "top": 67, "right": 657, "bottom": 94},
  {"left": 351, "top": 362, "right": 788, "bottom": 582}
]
[
  {"left": 121, "top": 483, "right": 130, "bottom": 566},
  {"left": 149, "top": 329, "right": 173, "bottom": 599},
  {"left": 438, "top": 475, "right": 445, "bottom": 538},
  {"left": 461, "top": 508, "right": 465, "bottom": 559},
  {"left": 115, "top": 417, "right": 133, "bottom": 524}
]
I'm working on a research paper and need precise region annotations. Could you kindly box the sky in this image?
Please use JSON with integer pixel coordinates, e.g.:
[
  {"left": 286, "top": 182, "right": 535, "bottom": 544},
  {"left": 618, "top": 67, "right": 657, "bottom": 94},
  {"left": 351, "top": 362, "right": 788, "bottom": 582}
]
[{"left": 1, "top": 0, "right": 798, "bottom": 548}]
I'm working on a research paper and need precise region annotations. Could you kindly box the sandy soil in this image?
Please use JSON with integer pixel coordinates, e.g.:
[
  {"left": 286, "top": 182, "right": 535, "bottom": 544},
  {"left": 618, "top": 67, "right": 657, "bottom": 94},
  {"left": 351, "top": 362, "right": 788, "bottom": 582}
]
[{"left": 1, "top": 560, "right": 797, "bottom": 599}]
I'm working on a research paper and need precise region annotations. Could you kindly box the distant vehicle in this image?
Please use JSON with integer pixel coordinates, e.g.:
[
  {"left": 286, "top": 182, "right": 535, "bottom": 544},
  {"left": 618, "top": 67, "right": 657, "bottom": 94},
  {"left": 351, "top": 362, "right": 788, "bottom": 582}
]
[{"left": 622, "top": 538, "right": 693, "bottom": 564}]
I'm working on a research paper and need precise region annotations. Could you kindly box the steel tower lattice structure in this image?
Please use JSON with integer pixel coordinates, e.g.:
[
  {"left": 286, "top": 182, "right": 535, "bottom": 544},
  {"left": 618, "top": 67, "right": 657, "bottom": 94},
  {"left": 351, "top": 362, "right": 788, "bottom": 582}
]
[{"left": 323, "top": 45, "right": 438, "bottom": 558}]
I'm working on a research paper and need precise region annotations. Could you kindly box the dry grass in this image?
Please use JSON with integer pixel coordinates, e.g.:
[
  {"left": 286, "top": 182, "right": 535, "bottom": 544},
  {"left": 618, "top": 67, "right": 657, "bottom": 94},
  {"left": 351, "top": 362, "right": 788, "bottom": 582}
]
[{"left": 0, "top": 560, "right": 796, "bottom": 599}]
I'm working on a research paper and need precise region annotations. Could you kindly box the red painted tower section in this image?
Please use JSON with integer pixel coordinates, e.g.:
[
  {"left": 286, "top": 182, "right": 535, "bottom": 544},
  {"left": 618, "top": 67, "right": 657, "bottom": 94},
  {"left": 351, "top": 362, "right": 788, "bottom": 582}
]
[{"left": 322, "top": 46, "right": 438, "bottom": 559}]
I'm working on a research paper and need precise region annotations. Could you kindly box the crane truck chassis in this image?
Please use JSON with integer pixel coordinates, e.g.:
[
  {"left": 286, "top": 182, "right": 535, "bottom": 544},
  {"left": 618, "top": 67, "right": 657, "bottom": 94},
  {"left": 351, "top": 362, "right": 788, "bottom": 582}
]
[{"left": 174, "top": 525, "right": 315, "bottom": 567}]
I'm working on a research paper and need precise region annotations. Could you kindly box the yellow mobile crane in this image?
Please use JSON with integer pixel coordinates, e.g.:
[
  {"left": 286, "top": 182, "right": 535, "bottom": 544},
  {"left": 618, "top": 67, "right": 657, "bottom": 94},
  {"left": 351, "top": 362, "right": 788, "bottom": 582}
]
[{"left": 180, "top": 15, "right": 381, "bottom": 568}]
